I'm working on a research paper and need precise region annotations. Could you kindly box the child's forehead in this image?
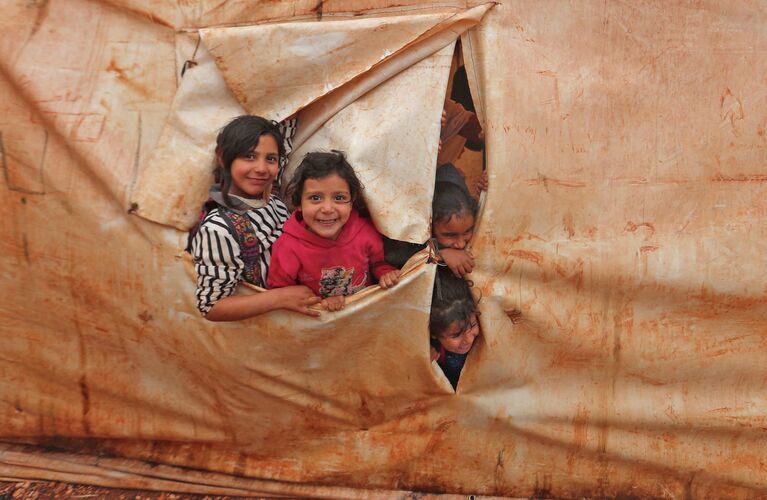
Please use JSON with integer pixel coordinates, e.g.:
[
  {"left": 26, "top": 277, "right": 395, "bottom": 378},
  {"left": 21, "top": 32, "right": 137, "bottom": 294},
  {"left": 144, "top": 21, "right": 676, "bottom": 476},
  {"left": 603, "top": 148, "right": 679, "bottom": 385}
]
[
  {"left": 440, "top": 316, "right": 473, "bottom": 336},
  {"left": 304, "top": 174, "right": 350, "bottom": 191},
  {"left": 249, "top": 134, "right": 279, "bottom": 151},
  {"left": 436, "top": 211, "right": 475, "bottom": 229}
]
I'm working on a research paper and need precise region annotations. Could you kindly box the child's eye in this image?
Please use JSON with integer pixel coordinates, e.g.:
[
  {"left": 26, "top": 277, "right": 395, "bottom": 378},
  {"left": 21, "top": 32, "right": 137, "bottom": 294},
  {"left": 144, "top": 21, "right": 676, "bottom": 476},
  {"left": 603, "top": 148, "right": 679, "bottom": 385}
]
[
  {"left": 334, "top": 194, "right": 351, "bottom": 203},
  {"left": 244, "top": 153, "right": 256, "bottom": 160},
  {"left": 308, "top": 194, "right": 322, "bottom": 202},
  {"left": 267, "top": 155, "right": 278, "bottom": 163}
]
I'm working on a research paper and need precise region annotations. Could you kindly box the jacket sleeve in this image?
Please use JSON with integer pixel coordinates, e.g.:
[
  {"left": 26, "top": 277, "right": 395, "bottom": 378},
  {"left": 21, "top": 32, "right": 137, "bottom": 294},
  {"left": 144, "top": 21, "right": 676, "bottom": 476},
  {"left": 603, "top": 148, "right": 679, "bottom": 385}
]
[
  {"left": 191, "top": 219, "right": 243, "bottom": 316},
  {"left": 363, "top": 220, "right": 399, "bottom": 280},
  {"left": 266, "top": 237, "right": 301, "bottom": 289}
]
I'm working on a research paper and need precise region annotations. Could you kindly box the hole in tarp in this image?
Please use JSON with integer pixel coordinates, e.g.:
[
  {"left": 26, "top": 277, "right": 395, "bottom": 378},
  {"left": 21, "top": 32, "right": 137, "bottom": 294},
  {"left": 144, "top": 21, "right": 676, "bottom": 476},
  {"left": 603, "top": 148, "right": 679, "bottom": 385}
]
[
  {"left": 438, "top": 38, "right": 486, "bottom": 200},
  {"left": 187, "top": 41, "right": 484, "bottom": 332},
  {"left": 380, "top": 40, "right": 486, "bottom": 392},
  {"left": 429, "top": 266, "right": 483, "bottom": 393}
]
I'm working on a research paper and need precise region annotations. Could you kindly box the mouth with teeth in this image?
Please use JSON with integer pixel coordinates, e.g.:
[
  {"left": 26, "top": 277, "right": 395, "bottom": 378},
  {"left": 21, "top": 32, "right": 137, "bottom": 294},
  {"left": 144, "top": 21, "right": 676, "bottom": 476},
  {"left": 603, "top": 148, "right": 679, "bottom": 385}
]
[{"left": 316, "top": 218, "right": 338, "bottom": 226}]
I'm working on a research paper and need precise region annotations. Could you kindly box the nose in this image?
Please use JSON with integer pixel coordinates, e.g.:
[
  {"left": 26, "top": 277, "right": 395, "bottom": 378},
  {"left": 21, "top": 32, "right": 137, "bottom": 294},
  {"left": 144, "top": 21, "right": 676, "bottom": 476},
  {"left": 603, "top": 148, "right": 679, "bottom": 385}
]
[
  {"left": 252, "top": 158, "right": 268, "bottom": 173},
  {"left": 319, "top": 199, "right": 335, "bottom": 213},
  {"left": 452, "top": 238, "right": 468, "bottom": 250}
]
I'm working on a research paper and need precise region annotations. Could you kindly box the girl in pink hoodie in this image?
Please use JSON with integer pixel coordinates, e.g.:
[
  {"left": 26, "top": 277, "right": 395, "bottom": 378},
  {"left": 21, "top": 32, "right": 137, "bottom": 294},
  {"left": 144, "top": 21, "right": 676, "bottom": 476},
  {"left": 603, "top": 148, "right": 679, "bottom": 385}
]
[{"left": 267, "top": 151, "right": 401, "bottom": 311}]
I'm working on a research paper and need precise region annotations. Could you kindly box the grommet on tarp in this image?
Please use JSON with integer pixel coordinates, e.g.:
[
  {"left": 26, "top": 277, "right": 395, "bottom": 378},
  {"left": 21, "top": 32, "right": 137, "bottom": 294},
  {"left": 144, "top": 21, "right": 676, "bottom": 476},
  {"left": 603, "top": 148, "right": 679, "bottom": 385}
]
[{"left": 180, "top": 60, "right": 198, "bottom": 77}]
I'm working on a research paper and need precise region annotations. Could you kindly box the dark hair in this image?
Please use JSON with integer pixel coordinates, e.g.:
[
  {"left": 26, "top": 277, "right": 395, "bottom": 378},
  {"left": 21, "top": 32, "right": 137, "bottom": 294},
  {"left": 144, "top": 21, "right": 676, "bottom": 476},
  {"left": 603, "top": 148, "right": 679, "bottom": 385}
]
[
  {"left": 214, "top": 115, "right": 285, "bottom": 205},
  {"left": 428, "top": 267, "right": 478, "bottom": 339},
  {"left": 432, "top": 181, "right": 478, "bottom": 227},
  {"left": 286, "top": 150, "right": 366, "bottom": 212}
]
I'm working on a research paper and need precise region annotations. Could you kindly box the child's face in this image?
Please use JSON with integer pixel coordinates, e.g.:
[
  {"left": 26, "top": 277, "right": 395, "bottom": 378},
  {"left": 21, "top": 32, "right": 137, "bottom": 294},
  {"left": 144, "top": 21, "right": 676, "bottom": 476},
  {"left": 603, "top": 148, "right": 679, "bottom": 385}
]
[
  {"left": 228, "top": 134, "right": 279, "bottom": 199},
  {"left": 437, "top": 313, "right": 480, "bottom": 354},
  {"left": 433, "top": 212, "right": 475, "bottom": 249},
  {"left": 300, "top": 174, "right": 353, "bottom": 240}
]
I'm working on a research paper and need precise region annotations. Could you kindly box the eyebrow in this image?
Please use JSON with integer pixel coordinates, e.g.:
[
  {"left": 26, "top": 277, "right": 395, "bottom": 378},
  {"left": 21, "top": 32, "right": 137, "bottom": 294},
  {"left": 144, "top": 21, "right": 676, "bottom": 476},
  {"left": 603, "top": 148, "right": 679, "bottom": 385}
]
[
  {"left": 304, "top": 190, "right": 350, "bottom": 194},
  {"left": 245, "top": 149, "right": 278, "bottom": 156}
]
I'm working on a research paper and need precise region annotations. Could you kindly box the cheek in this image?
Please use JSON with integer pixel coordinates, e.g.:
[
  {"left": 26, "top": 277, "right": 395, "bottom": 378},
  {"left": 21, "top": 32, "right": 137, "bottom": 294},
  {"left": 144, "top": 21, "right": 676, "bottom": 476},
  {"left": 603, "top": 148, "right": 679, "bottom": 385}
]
[
  {"left": 432, "top": 227, "right": 454, "bottom": 246},
  {"left": 339, "top": 204, "right": 353, "bottom": 219},
  {"left": 265, "top": 163, "right": 279, "bottom": 180},
  {"left": 230, "top": 161, "right": 246, "bottom": 178},
  {"left": 299, "top": 201, "right": 315, "bottom": 216},
  {"left": 434, "top": 235, "right": 450, "bottom": 245},
  {"left": 433, "top": 235, "right": 456, "bottom": 249},
  {"left": 439, "top": 337, "right": 460, "bottom": 350}
]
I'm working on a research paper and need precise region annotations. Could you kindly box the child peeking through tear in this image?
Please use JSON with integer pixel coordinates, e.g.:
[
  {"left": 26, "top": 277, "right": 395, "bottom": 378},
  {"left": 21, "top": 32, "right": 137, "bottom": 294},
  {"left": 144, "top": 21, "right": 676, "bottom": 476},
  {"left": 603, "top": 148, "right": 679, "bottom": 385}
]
[
  {"left": 267, "top": 151, "right": 401, "bottom": 311},
  {"left": 429, "top": 266, "right": 481, "bottom": 390}
]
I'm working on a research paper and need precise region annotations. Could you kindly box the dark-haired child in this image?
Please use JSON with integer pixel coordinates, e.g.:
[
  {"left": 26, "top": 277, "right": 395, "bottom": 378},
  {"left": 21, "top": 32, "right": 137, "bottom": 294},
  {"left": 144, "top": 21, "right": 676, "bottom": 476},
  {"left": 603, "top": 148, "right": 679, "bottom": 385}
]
[
  {"left": 429, "top": 266, "right": 481, "bottom": 390},
  {"left": 384, "top": 179, "right": 478, "bottom": 278},
  {"left": 266, "top": 151, "right": 401, "bottom": 311},
  {"left": 430, "top": 180, "right": 477, "bottom": 277},
  {"left": 189, "top": 115, "right": 322, "bottom": 321}
]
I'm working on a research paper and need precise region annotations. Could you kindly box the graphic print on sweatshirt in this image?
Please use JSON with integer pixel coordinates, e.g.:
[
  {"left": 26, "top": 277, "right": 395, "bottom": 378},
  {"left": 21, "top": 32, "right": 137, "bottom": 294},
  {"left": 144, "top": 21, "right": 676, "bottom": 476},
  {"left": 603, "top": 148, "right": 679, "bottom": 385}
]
[{"left": 319, "top": 266, "right": 369, "bottom": 297}]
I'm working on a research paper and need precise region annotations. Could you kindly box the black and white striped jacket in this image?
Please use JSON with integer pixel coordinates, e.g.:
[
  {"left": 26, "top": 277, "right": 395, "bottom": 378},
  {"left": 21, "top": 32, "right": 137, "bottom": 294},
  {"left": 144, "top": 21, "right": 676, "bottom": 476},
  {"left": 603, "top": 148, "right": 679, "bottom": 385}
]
[{"left": 191, "top": 196, "right": 290, "bottom": 315}]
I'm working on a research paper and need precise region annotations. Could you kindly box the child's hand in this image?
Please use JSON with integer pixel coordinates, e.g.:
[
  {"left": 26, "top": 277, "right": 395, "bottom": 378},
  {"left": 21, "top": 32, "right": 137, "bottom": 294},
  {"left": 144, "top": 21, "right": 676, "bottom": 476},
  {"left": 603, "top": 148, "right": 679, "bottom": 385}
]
[
  {"left": 322, "top": 295, "right": 346, "bottom": 312},
  {"left": 276, "top": 286, "right": 322, "bottom": 317},
  {"left": 379, "top": 270, "right": 401, "bottom": 289},
  {"left": 440, "top": 248, "right": 475, "bottom": 278},
  {"left": 441, "top": 109, "right": 447, "bottom": 128},
  {"left": 477, "top": 170, "right": 489, "bottom": 193},
  {"left": 430, "top": 345, "right": 440, "bottom": 362}
]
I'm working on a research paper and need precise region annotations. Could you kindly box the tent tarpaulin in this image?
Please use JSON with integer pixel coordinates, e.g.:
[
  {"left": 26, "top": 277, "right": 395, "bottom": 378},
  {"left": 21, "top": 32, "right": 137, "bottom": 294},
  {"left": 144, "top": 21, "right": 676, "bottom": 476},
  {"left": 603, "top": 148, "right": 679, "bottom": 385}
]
[{"left": 1, "top": 0, "right": 766, "bottom": 497}]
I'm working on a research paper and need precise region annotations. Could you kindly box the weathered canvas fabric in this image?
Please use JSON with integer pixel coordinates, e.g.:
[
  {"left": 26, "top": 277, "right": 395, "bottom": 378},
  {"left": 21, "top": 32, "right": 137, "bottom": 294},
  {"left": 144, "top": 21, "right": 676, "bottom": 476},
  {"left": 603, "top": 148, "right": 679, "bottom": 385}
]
[{"left": 1, "top": 1, "right": 766, "bottom": 497}]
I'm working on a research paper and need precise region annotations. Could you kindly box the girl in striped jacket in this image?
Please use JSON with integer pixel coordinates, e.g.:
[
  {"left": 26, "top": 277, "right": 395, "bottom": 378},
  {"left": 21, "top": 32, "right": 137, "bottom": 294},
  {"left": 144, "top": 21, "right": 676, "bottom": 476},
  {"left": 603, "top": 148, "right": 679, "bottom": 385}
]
[{"left": 189, "top": 115, "right": 321, "bottom": 321}]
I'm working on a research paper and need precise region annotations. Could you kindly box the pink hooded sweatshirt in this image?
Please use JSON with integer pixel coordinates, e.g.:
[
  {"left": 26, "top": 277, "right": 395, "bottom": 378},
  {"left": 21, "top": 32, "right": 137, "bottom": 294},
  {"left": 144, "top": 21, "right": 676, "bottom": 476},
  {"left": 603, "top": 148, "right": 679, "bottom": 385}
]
[{"left": 266, "top": 209, "right": 397, "bottom": 297}]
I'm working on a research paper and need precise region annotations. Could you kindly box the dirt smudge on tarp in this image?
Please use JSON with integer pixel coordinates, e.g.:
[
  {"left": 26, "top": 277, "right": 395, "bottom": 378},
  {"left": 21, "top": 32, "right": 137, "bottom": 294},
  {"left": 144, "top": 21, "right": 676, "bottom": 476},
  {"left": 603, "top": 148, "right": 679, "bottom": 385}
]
[
  {"left": 78, "top": 376, "right": 91, "bottom": 435},
  {"left": 106, "top": 59, "right": 151, "bottom": 98}
]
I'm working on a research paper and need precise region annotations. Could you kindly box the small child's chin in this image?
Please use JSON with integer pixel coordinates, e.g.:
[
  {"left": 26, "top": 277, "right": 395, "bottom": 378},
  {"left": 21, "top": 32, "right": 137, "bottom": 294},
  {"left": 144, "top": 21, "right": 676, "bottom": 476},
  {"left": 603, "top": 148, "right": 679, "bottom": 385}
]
[
  {"left": 230, "top": 186, "right": 270, "bottom": 199},
  {"left": 444, "top": 345, "right": 473, "bottom": 355}
]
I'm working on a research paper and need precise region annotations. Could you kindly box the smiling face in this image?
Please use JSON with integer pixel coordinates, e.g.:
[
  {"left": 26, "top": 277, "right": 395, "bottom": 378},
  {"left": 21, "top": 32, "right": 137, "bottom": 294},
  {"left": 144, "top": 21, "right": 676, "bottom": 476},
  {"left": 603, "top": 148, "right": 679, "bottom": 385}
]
[
  {"left": 437, "top": 313, "right": 480, "bottom": 355},
  {"left": 228, "top": 134, "right": 279, "bottom": 199},
  {"left": 433, "top": 211, "right": 475, "bottom": 249},
  {"left": 300, "top": 174, "right": 353, "bottom": 240}
]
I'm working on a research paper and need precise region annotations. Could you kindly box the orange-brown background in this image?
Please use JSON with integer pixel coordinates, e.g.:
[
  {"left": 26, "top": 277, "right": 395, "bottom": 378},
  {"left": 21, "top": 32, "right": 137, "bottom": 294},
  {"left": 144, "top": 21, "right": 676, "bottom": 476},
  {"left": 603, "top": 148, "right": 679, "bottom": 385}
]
[{"left": 1, "top": 1, "right": 766, "bottom": 497}]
